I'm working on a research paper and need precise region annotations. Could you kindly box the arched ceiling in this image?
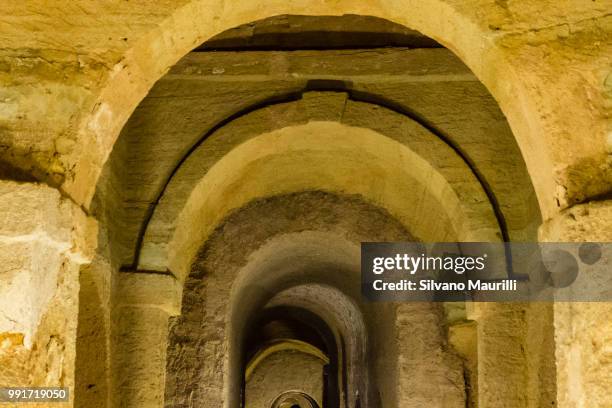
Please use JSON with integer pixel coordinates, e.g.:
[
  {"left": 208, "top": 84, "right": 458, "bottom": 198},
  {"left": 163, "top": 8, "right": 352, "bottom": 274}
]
[
  {"left": 245, "top": 339, "right": 329, "bottom": 382},
  {"left": 198, "top": 14, "right": 441, "bottom": 50},
  {"left": 166, "top": 190, "right": 414, "bottom": 407},
  {"left": 167, "top": 190, "right": 460, "bottom": 408},
  {"left": 0, "top": 6, "right": 608, "bottom": 218},
  {"left": 158, "top": 120, "right": 500, "bottom": 278},
  {"left": 94, "top": 40, "right": 540, "bottom": 273}
]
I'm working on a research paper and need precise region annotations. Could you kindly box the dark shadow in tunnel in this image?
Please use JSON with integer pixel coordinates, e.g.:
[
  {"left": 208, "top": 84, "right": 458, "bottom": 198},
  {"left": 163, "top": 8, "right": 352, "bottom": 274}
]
[{"left": 243, "top": 305, "right": 340, "bottom": 408}]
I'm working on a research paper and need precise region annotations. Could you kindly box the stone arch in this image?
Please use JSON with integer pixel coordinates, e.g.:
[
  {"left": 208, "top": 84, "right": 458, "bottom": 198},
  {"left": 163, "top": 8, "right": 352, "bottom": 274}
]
[
  {"left": 272, "top": 391, "right": 321, "bottom": 408},
  {"left": 65, "top": 2, "right": 562, "bottom": 220},
  {"left": 264, "top": 285, "right": 368, "bottom": 406},
  {"left": 73, "top": 11, "right": 568, "bottom": 406},
  {"left": 1, "top": 6, "right": 609, "bottom": 408},
  {"left": 134, "top": 93, "right": 502, "bottom": 277},
  {"left": 245, "top": 339, "right": 330, "bottom": 381},
  {"left": 240, "top": 284, "right": 367, "bottom": 408},
  {"left": 243, "top": 308, "right": 337, "bottom": 408},
  {"left": 165, "top": 191, "right": 466, "bottom": 408}
]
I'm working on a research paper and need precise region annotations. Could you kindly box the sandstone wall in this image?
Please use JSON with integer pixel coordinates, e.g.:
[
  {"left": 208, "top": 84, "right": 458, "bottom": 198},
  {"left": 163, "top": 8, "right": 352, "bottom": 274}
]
[{"left": 0, "top": 4, "right": 609, "bottom": 407}]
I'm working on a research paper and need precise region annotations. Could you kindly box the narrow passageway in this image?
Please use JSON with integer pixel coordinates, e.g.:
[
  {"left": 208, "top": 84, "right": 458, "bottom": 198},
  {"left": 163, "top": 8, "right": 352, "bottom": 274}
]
[
  {"left": 91, "top": 16, "right": 546, "bottom": 408},
  {"left": 1, "top": 5, "right": 609, "bottom": 408}
]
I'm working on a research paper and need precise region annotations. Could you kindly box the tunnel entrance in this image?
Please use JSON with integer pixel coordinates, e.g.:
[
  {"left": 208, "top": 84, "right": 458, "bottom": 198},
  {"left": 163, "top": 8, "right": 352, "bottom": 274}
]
[
  {"left": 86, "top": 12, "right": 551, "bottom": 408},
  {"left": 243, "top": 307, "right": 337, "bottom": 408}
]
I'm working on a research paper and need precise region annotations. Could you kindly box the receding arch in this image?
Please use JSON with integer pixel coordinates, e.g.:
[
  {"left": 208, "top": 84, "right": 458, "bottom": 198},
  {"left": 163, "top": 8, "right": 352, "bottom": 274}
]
[
  {"left": 164, "top": 191, "right": 467, "bottom": 408},
  {"left": 169, "top": 121, "right": 499, "bottom": 278},
  {"left": 272, "top": 391, "right": 321, "bottom": 408},
  {"left": 75, "top": 11, "right": 564, "bottom": 406},
  {"left": 248, "top": 284, "right": 368, "bottom": 408},
  {"left": 243, "top": 307, "right": 338, "bottom": 408},
  {"left": 132, "top": 94, "right": 501, "bottom": 277},
  {"left": 245, "top": 339, "right": 330, "bottom": 382},
  {"left": 68, "top": 4, "right": 560, "bottom": 221}
]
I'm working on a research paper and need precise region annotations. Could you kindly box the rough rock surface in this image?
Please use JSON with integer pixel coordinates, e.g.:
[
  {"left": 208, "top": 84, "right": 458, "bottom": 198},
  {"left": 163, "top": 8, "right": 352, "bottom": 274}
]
[{"left": 0, "top": 7, "right": 609, "bottom": 408}]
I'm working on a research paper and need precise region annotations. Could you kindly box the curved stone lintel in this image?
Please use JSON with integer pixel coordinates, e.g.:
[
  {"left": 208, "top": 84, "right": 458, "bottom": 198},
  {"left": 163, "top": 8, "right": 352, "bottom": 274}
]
[
  {"left": 137, "top": 94, "right": 501, "bottom": 277},
  {"left": 63, "top": 0, "right": 591, "bottom": 221},
  {"left": 245, "top": 339, "right": 329, "bottom": 381}
]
